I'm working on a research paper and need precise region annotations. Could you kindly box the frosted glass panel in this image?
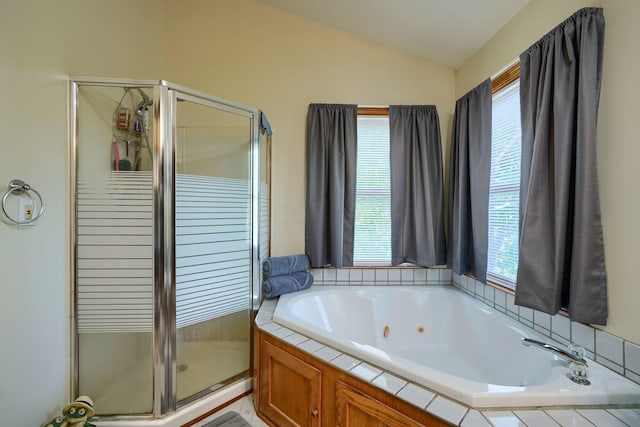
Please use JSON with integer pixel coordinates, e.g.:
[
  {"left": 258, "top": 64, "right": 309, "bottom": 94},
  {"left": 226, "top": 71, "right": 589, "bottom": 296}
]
[
  {"left": 174, "top": 96, "right": 251, "bottom": 402},
  {"left": 76, "top": 85, "right": 154, "bottom": 415}
]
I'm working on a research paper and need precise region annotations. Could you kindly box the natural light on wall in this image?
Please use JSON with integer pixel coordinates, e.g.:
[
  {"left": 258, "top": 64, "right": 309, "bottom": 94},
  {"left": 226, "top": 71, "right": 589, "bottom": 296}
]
[
  {"left": 487, "top": 81, "right": 521, "bottom": 288},
  {"left": 354, "top": 115, "right": 391, "bottom": 265}
]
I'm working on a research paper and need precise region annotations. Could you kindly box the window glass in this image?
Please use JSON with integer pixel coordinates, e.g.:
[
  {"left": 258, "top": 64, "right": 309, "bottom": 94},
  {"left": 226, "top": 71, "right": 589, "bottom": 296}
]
[
  {"left": 487, "top": 81, "right": 521, "bottom": 287},
  {"left": 353, "top": 115, "right": 391, "bottom": 265}
]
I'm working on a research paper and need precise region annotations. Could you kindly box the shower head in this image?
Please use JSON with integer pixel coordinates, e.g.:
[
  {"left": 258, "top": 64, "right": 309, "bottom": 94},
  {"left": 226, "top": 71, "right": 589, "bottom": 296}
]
[
  {"left": 132, "top": 88, "right": 153, "bottom": 135},
  {"left": 135, "top": 88, "right": 153, "bottom": 112}
]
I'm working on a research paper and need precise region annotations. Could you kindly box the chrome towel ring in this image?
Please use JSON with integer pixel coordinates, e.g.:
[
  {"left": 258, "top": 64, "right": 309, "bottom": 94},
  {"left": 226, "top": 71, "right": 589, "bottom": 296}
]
[{"left": 2, "top": 179, "right": 44, "bottom": 225}]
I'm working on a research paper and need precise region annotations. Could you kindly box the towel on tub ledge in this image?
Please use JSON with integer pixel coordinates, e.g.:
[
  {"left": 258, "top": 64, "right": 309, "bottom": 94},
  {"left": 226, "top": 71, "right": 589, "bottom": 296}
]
[
  {"left": 263, "top": 271, "right": 313, "bottom": 299},
  {"left": 263, "top": 254, "right": 310, "bottom": 278}
]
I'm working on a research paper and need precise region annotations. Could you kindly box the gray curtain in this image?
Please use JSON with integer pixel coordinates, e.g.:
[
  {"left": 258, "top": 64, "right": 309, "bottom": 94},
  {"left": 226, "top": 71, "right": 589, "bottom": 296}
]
[
  {"left": 305, "top": 104, "right": 357, "bottom": 267},
  {"left": 516, "top": 8, "right": 607, "bottom": 324},
  {"left": 389, "top": 105, "right": 446, "bottom": 267},
  {"left": 447, "top": 79, "right": 492, "bottom": 283}
]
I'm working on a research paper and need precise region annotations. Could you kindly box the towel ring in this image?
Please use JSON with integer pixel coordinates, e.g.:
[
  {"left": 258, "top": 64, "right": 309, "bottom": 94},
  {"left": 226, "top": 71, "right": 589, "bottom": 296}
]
[{"left": 1, "top": 179, "right": 44, "bottom": 225}]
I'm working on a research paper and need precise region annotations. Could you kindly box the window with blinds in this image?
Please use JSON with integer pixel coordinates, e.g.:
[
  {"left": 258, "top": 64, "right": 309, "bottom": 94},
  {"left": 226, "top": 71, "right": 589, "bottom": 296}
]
[
  {"left": 353, "top": 115, "right": 391, "bottom": 265},
  {"left": 487, "top": 80, "right": 521, "bottom": 288}
]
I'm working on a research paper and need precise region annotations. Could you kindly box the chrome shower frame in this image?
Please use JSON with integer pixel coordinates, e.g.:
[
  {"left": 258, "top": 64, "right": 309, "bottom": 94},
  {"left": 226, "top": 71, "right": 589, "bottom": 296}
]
[{"left": 69, "top": 77, "right": 268, "bottom": 421}]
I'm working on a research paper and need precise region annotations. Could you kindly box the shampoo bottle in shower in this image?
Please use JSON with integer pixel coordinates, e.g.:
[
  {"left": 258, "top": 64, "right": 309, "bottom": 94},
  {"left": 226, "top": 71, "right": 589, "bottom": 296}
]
[{"left": 116, "top": 108, "right": 130, "bottom": 130}]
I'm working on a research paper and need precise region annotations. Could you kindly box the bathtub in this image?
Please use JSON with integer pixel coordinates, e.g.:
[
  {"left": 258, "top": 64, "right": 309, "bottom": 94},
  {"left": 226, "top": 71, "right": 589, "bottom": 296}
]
[{"left": 272, "top": 286, "right": 640, "bottom": 408}]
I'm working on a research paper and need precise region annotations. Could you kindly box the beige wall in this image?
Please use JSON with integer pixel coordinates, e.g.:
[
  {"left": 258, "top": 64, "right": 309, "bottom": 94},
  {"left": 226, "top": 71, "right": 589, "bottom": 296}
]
[
  {"left": 0, "top": 0, "right": 453, "bottom": 424},
  {"left": 164, "top": 0, "right": 456, "bottom": 257},
  {"left": 456, "top": 0, "right": 640, "bottom": 344},
  {"left": 2, "top": 0, "right": 637, "bottom": 424},
  {"left": 0, "top": 1, "right": 164, "bottom": 425}
]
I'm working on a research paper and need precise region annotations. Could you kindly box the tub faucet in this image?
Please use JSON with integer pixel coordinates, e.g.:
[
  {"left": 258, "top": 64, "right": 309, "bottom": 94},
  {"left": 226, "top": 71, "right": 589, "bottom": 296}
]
[{"left": 522, "top": 338, "right": 590, "bottom": 385}]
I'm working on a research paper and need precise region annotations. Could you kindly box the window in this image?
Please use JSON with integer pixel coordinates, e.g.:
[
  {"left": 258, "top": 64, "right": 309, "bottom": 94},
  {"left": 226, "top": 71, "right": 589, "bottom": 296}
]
[
  {"left": 353, "top": 111, "right": 391, "bottom": 265},
  {"left": 487, "top": 65, "right": 521, "bottom": 288}
]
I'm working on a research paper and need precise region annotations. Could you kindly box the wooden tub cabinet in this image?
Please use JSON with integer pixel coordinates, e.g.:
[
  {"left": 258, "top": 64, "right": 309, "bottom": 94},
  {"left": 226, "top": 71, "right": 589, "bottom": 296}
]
[{"left": 255, "top": 329, "right": 451, "bottom": 426}]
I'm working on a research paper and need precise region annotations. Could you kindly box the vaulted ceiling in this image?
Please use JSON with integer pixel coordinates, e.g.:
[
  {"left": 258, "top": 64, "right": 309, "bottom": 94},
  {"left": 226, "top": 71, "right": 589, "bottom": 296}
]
[{"left": 256, "top": 0, "right": 530, "bottom": 69}]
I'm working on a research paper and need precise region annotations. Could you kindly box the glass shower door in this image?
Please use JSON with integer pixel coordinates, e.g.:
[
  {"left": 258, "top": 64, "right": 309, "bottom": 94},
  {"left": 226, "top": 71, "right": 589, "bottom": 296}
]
[
  {"left": 73, "top": 79, "right": 265, "bottom": 419},
  {"left": 75, "top": 84, "right": 155, "bottom": 415},
  {"left": 173, "top": 93, "right": 252, "bottom": 403}
]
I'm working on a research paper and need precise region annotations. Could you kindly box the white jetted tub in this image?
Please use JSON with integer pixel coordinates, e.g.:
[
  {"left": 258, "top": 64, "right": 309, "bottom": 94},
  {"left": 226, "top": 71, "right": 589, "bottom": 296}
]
[{"left": 273, "top": 286, "right": 640, "bottom": 408}]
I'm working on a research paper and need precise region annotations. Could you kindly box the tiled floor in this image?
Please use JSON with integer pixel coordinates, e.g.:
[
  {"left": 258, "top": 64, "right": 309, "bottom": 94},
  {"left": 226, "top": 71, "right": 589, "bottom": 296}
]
[{"left": 191, "top": 394, "right": 268, "bottom": 427}]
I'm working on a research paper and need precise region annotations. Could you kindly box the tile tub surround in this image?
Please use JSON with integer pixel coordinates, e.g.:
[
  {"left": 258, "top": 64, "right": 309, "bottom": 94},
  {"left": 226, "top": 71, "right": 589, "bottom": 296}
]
[
  {"left": 309, "top": 266, "right": 451, "bottom": 286},
  {"left": 255, "top": 297, "right": 640, "bottom": 427},
  {"left": 451, "top": 272, "right": 640, "bottom": 387},
  {"left": 309, "top": 266, "right": 640, "bottom": 387}
]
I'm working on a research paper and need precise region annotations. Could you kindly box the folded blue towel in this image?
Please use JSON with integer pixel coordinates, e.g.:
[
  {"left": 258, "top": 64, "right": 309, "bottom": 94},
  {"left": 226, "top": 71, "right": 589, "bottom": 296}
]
[
  {"left": 263, "top": 254, "right": 310, "bottom": 278},
  {"left": 263, "top": 272, "right": 313, "bottom": 299}
]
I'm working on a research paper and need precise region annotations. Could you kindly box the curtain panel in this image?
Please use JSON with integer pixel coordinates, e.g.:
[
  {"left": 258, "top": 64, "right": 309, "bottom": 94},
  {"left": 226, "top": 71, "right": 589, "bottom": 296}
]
[
  {"left": 389, "top": 105, "right": 446, "bottom": 267},
  {"left": 516, "top": 8, "right": 607, "bottom": 324},
  {"left": 447, "top": 79, "right": 492, "bottom": 283},
  {"left": 305, "top": 104, "right": 358, "bottom": 267}
]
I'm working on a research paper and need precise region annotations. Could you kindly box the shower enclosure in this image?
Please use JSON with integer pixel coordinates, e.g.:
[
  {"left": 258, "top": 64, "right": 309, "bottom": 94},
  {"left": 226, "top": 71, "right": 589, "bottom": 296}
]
[{"left": 69, "top": 78, "right": 270, "bottom": 420}]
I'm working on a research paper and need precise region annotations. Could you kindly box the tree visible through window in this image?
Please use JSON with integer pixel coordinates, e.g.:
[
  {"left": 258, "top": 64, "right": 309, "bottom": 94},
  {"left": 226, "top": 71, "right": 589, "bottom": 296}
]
[
  {"left": 353, "top": 114, "right": 391, "bottom": 265},
  {"left": 487, "top": 79, "right": 521, "bottom": 288}
]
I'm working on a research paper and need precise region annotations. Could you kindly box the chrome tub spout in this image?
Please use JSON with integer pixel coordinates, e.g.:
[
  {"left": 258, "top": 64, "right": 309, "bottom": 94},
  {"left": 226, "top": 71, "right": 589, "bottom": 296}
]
[
  {"left": 522, "top": 338, "right": 590, "bottom": 385},
  {"left": 522, "top": 338, "right": 587, "bottom": 365}
]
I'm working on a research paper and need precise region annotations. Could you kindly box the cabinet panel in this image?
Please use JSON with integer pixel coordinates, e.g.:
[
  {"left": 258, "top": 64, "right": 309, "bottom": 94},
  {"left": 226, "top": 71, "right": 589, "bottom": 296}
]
[
  {"left": 336, "top": 381, "right": 424, "bottom": 427},
  {"left": 256, "top": 329, "right": 451, "bottom": 427},
  {"left": 258, "top": 339, "right": 321, "bottom": 427}
]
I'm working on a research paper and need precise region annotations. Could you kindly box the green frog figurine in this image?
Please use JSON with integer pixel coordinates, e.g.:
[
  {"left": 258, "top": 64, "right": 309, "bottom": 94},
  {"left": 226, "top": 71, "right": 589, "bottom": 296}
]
[
  {"left": 61, "top": 396, "right": 95, "bottom": 427},
  {"left": 44, "top": 415, "right": 67, "bottom": 427}
]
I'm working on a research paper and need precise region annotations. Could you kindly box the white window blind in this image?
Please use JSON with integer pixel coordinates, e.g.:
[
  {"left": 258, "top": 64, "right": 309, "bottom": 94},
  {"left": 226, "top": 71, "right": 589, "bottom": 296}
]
[
  {"left": 353, "top": 115, "right": 391, "bottom": 265},
  {"left": 487, "top": 81, "right": 521, "bottom": 288}
]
